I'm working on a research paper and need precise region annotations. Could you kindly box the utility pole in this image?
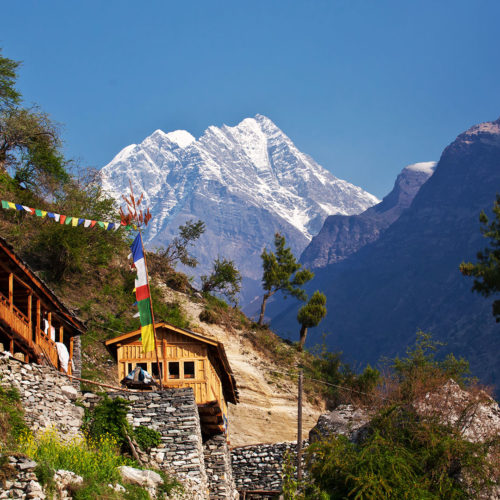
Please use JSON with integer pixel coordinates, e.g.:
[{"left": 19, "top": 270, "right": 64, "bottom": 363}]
[{"left": 297, "top": 368, "right": 303, "bottom": 481}]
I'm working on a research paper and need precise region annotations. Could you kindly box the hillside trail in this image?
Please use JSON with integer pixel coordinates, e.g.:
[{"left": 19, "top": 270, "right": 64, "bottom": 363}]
[{"left": 160, "top": 286, "right": 324, "bottom": 447}]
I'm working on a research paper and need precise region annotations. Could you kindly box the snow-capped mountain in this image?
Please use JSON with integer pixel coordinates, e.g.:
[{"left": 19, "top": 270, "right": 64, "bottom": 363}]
[{"left": 100, "top": 114, "right": 378, "bottom": 298}]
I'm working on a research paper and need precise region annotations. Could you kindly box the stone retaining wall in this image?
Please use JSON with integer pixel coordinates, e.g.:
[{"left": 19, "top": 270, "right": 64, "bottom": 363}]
[
  {"left": 83, "top": 388, "right": 211, "bottom": 499},
  {"left": 0, "top": 353, "right": 83, "bottom": 438},
  {"left": 231, "top": 441, "right": 308, "bottom": 492},
  {"left": 203, "top": 434, "right": 237, "bottom": 499}
]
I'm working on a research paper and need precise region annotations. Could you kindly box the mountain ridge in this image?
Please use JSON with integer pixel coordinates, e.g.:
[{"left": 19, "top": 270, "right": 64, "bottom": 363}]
[{"left": 100, "top": 115, "right": 379, "bottom": 301}]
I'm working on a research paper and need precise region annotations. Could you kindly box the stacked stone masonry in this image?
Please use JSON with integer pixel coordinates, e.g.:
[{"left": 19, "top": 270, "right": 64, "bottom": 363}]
[
  {"left": 83, "top": 389, "right": 215, "bottom": 500},
  {"left": 231, "top": 441, "right": 308, "bottom": 493},
  {"left": 203, "top": 434, "right": 237, "bottom": 499},
  {"left": 0, "top": 353, "right": 83, "bottom": 438}
]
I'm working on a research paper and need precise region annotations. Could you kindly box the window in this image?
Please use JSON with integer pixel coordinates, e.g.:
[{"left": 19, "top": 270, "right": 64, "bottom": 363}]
[
  {"left": 152, "top": 362, "right": 163, "bottom": 378},
  {"left": 127, "top": 363, "right": 133, "bottom": 375},
  {"left": 136, "top": 362, "right": 148, "bottom": 372},
  {"left": 168, "top": 362, "right": 180, "bottom": 379},
  {"left": 184, "top": 361, "right": 195, "bottom": 379}
]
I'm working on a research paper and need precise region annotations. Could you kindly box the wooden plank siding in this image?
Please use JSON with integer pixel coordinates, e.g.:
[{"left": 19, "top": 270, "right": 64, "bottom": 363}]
[
  {"left": 0, "top": 237, "right": 84, "bottom": 373},
  {"left": 114, "top": 331, "right": 225, "bottom": 408}
]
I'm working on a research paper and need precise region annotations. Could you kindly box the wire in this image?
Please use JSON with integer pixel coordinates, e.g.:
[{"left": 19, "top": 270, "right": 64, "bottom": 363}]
[{"left": 267, "top": 368, "right": 394, "bottom": 402}]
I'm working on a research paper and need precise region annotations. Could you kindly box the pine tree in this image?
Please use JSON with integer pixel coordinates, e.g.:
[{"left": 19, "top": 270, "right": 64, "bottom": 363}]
[
  {"left": 297, "top": 291, "right": 327, "bottom": 351},
  {"left": 460, "top": 194, "right": 500, "bottom": 321},
  {"left": 258, "top": 233, "right": 314, "bottom": 326}
]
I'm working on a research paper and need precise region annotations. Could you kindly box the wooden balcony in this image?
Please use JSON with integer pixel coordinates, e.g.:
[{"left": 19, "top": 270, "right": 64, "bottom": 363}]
[{"left": 0, "top": 291, "right": 32, "bottom": 347}]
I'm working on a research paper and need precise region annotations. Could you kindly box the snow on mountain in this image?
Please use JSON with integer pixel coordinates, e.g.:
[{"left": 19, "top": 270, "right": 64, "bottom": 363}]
[{"left": 100, "top": 114, "right": 378, "bottom": 299}]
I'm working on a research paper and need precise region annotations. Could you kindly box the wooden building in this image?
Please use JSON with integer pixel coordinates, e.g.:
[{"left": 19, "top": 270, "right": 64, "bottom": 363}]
[
  {"left": 0, "top": 236, "right": 84, "bottom": 374},
  {"left": 105, "top": 322, "right": 239, "bottom": 434}
]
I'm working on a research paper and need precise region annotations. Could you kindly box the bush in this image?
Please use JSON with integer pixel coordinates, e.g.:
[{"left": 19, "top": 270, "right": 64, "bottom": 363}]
[
  {"left": 199, "top": 308, "right": 219, "bottom": 324},
  {"left": 19, "top": 428, "right": 134, "bottom": 485},
  {"left": 133, "top": 426, "right": 161, "bottom": 451},
  {"left": 83, "top": 395, "right": 131, "bottom": 450},
  {"left": 0, "top": 382, "right": 28, "bottom": 451}
]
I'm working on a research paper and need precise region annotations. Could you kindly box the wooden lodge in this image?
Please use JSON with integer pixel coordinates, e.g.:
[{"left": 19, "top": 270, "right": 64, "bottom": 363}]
[
  {"left": 0, "top": 236, "right": 84, "bottom": 373},
  {"left": 105, "top": 322, "right": 239, "bottom": 435}
]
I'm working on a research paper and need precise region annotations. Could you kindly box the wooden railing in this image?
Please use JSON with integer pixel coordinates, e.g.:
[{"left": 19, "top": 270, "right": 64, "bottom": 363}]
[
  {"left": 38, "top": 332, "right": 59, "bottom": 368},
  {"left": 0, "top": 292, "right": 31, "bottom": 346}
]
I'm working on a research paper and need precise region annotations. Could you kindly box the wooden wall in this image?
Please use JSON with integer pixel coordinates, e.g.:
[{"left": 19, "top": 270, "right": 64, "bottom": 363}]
[{"left": 116, "top": 329, "right": 226, "bottom": 409}]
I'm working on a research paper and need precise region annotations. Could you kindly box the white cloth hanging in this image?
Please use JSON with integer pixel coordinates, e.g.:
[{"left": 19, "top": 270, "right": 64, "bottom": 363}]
[{"left": 55, "top": 342, "right": 70, "bottom": 373}]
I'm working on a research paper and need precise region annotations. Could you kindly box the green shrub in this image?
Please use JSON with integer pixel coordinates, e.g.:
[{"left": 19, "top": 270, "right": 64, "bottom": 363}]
[
  {"left": 133, "top": 426, "right": 161, "bottom": 451},
  {"left": 199, "top": 308, "right": 219, "bottom": 324},
  {"left": 0, "top": 382, "right": 28, "bottom": 451},
  {"left": 82, "top": 395, "right": 131, "bottom": 450},
  {"left": 34, "top": 461, "right": 55, "bottom": 491},
  {"left": 19, "top": 429, "right": 135, "bottom": 485}
]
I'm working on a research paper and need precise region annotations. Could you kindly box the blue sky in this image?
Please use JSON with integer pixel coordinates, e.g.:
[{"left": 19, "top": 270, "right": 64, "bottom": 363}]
[{"left": 2, "top": 0, "right": 500, "bottom": 198}]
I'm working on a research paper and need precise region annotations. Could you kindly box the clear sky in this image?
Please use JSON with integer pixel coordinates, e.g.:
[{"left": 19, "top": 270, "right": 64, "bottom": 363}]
[{"left": 2, "top": 0, "right": 499, "bottom": 198}]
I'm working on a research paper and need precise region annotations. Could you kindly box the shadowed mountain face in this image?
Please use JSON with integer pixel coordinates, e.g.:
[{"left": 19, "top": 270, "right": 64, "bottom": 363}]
[
  {"left": 270, "top": 117, "right": 500, "bottom": 390},
  {"left": 301, "top": 162, "right": 436, "bottom": 269},
  {"left": 100, "top": 115, "right": 378, "bottom": 301}
]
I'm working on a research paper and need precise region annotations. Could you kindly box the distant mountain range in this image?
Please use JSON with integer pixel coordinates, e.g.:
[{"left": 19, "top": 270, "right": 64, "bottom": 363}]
[
  {"left": 301, "top": 161, "right": 436, "bottom": 269},
  {"left": 100, "top": 114, "right": 378, "bottom": 302},
  {"left": 270, "top": 117, "right": 500, "bottom": 390}
]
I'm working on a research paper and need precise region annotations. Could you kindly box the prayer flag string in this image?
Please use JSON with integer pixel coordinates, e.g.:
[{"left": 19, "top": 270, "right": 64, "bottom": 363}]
[{"left": 1, "top": 199, "right": 135, "bottom": 231}]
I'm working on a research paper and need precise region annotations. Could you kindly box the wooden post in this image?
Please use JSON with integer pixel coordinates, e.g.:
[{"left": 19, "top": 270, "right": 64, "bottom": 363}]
[
  {"left": 27, "top": 294, "right": 32, "bottom": 345},
  {"left": 162, "top": 338, "right": 167, "bottom": 382},
  {"left": 47, "top": 312, "right": 52, "bottom": 340},
  {"left": 139, "top": 231, "right": 163, "bottom": 389},
  {"left": 8, "top": 273, "right": 13, "bottom": 310},
  {"left": 297, "top": 368, "right": 303, "bottom": 481},
  {"left": 9, "top": 338, "right": 14, "bottom": 355},
  {"left": 59, "top": 326, "right": 64, "bottom": 343},
  {"left": 69, "top": 336, "right": 74, "bottom": 376},
  {"left": 36, "top": 299, "right": 41, "bottom": 344}
]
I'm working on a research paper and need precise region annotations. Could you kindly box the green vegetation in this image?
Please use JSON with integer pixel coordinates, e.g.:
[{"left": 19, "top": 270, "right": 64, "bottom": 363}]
[
  {"left": 153, "top": 219, "right": 205, "bottom": 269},
  {"left": 201, "top": 257, "right": 242, "bottom": 304},
  {"left": 297, "top": 291, "right": 327, "bottom": 351},
  {"left": 461, "top": 193, "right": 500, "bottom": 321},
  {"left": 258, "top": 232, "right": 314, "bottom": 325},
  {"left": 0, "top": 382, "right": 28, "bottom": 452},
  {"left": 284, "top": 334, "right": 500, "bottom": 500}
]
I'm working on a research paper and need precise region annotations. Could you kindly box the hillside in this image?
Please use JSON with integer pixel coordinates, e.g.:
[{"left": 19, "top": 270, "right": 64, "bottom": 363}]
[{"left": 270, "top": 116, "right": 500, "bottom": 391}]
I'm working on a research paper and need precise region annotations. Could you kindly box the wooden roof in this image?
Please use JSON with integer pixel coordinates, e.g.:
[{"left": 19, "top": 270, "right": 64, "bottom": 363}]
[
  {"left": 105, "top": 321, "right": 239, "bottom": 404},
  {"left": 0, "top": 236, "right": 85, "bottom": 334}
]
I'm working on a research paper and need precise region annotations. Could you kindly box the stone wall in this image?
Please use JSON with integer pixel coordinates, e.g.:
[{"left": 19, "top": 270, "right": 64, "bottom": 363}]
[
  {"left": 231, "top": 441, "right": 308, "bottom": 493},
  {"left": 0, "top": 353, "right": 82, "bottom": 438},
  {"left": 83, "top": 388, "right": 211, "bottom": 499},
  {"left": 203, "top": 434, "right": 237, "bottom": 499}
]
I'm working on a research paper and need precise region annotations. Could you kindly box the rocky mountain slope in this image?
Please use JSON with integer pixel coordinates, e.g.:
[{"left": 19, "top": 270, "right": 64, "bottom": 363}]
[
  {"left": 100, "top": 115, "right": 378, "bottom": 303},
  {"left": 150, "top": 285, "right": 323, "bottom": 447},
  {"left": 300, "top": 161, "right": 436, "bottom": 269},
  {"left": 270, "top": 117, "right": 500, "bottom": 391}
]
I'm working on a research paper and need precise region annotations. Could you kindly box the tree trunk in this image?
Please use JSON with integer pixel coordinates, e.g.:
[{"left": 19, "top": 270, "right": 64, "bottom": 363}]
[
  {"left": 298, "top": 325, "right": 308, "bottom": 351},
  {"left": 258, "top": 291, "right": 273, "bottom": 326}
]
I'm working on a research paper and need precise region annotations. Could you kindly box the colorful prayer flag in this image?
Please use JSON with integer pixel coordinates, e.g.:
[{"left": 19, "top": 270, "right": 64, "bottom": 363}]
[{"left": 130, "top": 233, "right": 155, "bottom": 353}]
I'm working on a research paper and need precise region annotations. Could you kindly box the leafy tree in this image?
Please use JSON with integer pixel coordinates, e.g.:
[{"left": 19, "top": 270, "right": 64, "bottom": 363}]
[
  {"left": 258, "top": 233, "right": 314, "bottom": 326},
  {"left": 297, "top": 291, "right": 326, "bottom": 351},
  {"left": 0, "top": 49, "right": 68, "bottom": 193},
  {"left": 0, "top": 49, "right": 21, "bottom": 111},
  {"left": 155, "top": 219, "right": 205, "bottom": 269},
  {"left": 201, "top": 257, "right": 242, "bottom": 304},
  {"left": 460, "top": 194, "right": 500, "bottom": 321}
]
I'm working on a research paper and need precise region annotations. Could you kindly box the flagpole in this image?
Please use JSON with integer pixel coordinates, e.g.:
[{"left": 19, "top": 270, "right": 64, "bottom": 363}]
[{"left": 139, "top": 231, "right": 163, "bottom": 390}]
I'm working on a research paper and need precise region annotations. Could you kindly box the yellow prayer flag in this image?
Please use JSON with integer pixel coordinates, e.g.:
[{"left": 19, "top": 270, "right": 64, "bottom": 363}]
[
  {"left": 71, "top": 218, "right": 79, "bottom": 227},
  {"left": 41, "top": 211, "right": 47, "bottom": 218},
  {"left": 7, "top": 202, "right": 16, "bottom": 209},
  {"left": 141, "top": 323, "right": 155, "bottom": 353}
]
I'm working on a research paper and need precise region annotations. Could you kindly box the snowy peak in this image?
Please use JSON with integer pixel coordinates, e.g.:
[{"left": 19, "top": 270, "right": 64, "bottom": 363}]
[{"left": 100, "top": 115, "right": 379, "bottom": 296}]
